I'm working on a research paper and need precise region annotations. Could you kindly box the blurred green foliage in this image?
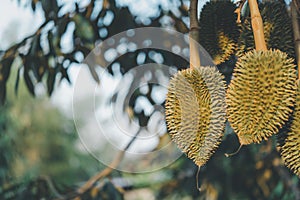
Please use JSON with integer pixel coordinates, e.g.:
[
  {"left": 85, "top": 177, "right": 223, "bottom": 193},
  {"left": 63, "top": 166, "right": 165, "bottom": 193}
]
[{"left": 0, "top": 67, "right": 103, "bottom": 199}]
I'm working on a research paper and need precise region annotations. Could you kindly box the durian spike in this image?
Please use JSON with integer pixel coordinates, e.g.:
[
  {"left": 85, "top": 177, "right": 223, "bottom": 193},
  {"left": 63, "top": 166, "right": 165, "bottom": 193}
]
[
  {"left": 196, "top": 166, "right": 202, "bottom": 192},
  {"left": 248, "top": 0, "right": 267, "bottom": 51},
  {"left": 225, "top": 144, "right": 243, "bottom": 157},
  {"left": 279, "top": 80, "right": 300, "bottom": 177},
  {"left": 189, "top": 0, "right": 200, "bottom": 68},
  {"left": 291, "top": 0, "right": 300, "bottom": 79}
]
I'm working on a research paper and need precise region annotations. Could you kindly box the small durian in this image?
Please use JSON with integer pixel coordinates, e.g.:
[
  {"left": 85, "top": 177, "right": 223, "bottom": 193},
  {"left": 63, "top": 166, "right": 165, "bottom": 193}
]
[
  {"left": 279, "top": 81, "right": 300, "bottom": 177},
  {"left": 165, "top": 66, "right": 226, "bottom": 166},
  {"left": 199, "top": 0, "right": 240, "bottom": 65},
  {"left": 238, "top": 1, "right": 294, "bottom": 58},
  {"left": 226, "top": 49, "right": 297, "bottom": 145}
]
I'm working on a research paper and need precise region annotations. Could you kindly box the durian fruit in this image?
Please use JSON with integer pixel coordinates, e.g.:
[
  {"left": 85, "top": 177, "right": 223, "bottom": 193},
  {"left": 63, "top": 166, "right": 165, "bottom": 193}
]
[
  {"left": 226, "top": 50, "right": 297, "bottom": 145},
  {"left": 226, "top": 0, "right": 297, "bottom": 145},
  {"left": 278, "top": 1, "right": 300, "bottom": 177},
  {"left": 199, "top": 0, "right": 240, "bottom": 65},
  {"left": 165, "top": 66, "right": 226, "bottom": 166},
  {"left": 279, "top": 81, "right": 300, "bottom": 177},
  {"left": 238, "top": 1, "right": 295, "bottom": 58}
]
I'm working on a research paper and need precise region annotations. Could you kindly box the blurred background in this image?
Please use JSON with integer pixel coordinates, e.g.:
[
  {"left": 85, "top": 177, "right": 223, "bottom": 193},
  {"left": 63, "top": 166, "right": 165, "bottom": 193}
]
[{"left": 0, "top": 0, "right": 299, "bottom": 199}]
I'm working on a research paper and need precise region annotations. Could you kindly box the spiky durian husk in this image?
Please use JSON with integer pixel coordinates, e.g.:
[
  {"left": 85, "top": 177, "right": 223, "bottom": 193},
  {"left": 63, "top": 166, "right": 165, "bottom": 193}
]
[
  {"left": 279, "top": 81, "right": 300, "bottom": 177},
  {"left": 238, "top": 1, "right": 294, "bottom": 58},
  {"left": 199, "top": 1, "right": 240, "bottom": 65},
  {"left": 226, "top": 49, "right": 297, "bottom": 145},
  {"left": 165, "top": 66, "right": 226, "bottom": 166}
]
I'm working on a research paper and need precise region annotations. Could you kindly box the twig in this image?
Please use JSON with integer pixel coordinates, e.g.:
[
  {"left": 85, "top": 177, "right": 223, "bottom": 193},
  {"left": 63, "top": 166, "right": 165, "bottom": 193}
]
[
  {"left": 38, "top": 176, "right": 64, "bottom": 199},
  {"left": 224, "top": 144, "right": 243, "bottom": 157},
  {"left": 248, "top": 0, "right": 267, "bottom": 51},
  {"left": 235, "top": 0, "right": 247, "bottom": 23},
  {"left": 168, "top": 11, "right": 189, "bottom": 33},
  {"left": 189, "top": 0, "right": 200, "bottom": 68},
  {"left": 74, "top": 129, "right": 142, "bottom": 196},
  {"left": 291, "top": 0, "right": 300, "bottom": 79},
  {"left": 196, "top": 166, "right": 201, "bottom": 191}
]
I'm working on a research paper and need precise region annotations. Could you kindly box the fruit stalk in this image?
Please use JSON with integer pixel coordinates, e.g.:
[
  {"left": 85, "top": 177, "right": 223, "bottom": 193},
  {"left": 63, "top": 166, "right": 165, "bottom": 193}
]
[
  {"left": 189, "top": 0, "right": 200, "bottom": 69},
  {"left": 248, "top": 0, "right": 267, "bottom": 51},
  {"left": 291, "top": 0, "right": 300, "bottom": 79}
]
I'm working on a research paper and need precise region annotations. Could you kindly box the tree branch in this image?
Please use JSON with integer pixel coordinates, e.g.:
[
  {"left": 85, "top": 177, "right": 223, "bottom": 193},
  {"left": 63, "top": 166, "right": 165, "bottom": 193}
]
[{"left": 54, "top": 129, "right": 142, "bottom": 199}]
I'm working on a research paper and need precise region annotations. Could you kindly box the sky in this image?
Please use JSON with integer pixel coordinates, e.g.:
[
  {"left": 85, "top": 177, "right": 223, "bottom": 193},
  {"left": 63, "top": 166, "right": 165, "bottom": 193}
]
[{"left": 0, "top": 0, "right": 44, "bottom": 50}]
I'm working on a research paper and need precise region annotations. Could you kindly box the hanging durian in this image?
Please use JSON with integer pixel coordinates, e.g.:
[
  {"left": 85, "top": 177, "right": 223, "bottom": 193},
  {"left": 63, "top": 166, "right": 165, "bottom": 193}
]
[
  {"left": 279, "top": 81, "right": 300, "bottom": 177},
  {"left": 226, "top": 0, "right": 297, "bottom": 145},
  {"left": 199, "top": 0, "right": 240, "bottom": 65},
  {"left": 278, "top": 1, "right": 300, "bottom": 177},
  {"left": 165, "top": 66, "right": 226, "bottom": 166},
  {"left": 238, "top": 0, "right": 294, "bottom": 58},
  {"left": 165, "top": 0, "right": 226, "bottom": 167}
]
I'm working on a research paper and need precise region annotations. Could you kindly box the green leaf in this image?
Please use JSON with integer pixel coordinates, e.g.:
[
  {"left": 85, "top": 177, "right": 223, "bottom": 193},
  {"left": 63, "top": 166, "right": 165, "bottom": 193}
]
[
  {"left": 31, "top": 1, "right": 36, "bottom": 11},
  {"left": 57, "top": 17, "right": 70, "bottom": 37},
  {"left": 1, "top": 57, "right": 14, "bottom": 81},
  {"left": 24, "top": 71, "right": 35, "bottom": 96},
  {"left": 32, "top": 58, "right": 45, "bottom": 82},
  {"left": 29, "top": 35, "right": 41, "bottom": 56},
  {"left": 0, "top": 56, "right": 14, "bottom": 105},
  {"left": 41, "top": 0, "right": 59, "bottom": 17},
  {"left": 47, "top": 69, "right": 56, "bottom": 96},
  {"left": 73, "top": 14, "right": 95, "bottom": 42},
  {"left": 0, "top": 84, "right": 6, "bottom": 106},
  {"left": 60, "top": 66, "right": 71, "bottom": 84},
  {"left": 84, "top": 58, "right": 100, "bottom": 84},
  {"left": 14, "top": 67, "right": 22, "bottom": 96}
]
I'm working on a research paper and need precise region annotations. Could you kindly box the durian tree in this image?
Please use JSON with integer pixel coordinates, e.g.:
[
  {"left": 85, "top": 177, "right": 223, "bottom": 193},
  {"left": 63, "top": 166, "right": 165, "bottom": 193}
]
[{"left": 0, "top": 0, "right": 300, "bottom": 199}]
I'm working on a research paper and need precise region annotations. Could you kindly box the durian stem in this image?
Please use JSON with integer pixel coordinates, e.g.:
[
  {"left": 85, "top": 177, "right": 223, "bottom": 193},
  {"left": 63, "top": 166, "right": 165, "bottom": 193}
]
[
  {"left": 189, "top": 0, "right": 201, "bottom": 69},
  {"left": 225, "top": 144, "right": 243, "bottom": 157},
  {"left": 248, "top": 0, "right": 267, "bottom": 51},
  {"left": 196, "top": 166, "right": 201, "bottom": 191},
  {"left": 293, "top": 0, "right": 300, "bottom": 16},
  {"left": 291, "top": 0, "right": 300, "bottom": 79}
]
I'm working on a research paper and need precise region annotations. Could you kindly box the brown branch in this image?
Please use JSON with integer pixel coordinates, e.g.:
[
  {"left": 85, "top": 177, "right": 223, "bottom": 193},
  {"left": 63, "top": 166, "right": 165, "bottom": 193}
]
[
  {"left": 292, "top": 0, "right": 300, "bottom": 79},
  {"left": 248, "top": 0, "right": 267, "bottom": 51},
  {"left": 168, "top": 11, "right": 189, "bottom": 33},
  {"left": 38, "top": 176, "right": 64, "bottom": 199},
  {"left": 76, "top": 152, "right": 124, "bottom": 195},
  {"left": 189, "top": 0, "right": 200, "bottom": 68},
  {"left": 235, "top": 0, "right": 247, "bottom": 23},
  {"left": 73, "top": 129, "right": 142, "bottom": 197}
]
